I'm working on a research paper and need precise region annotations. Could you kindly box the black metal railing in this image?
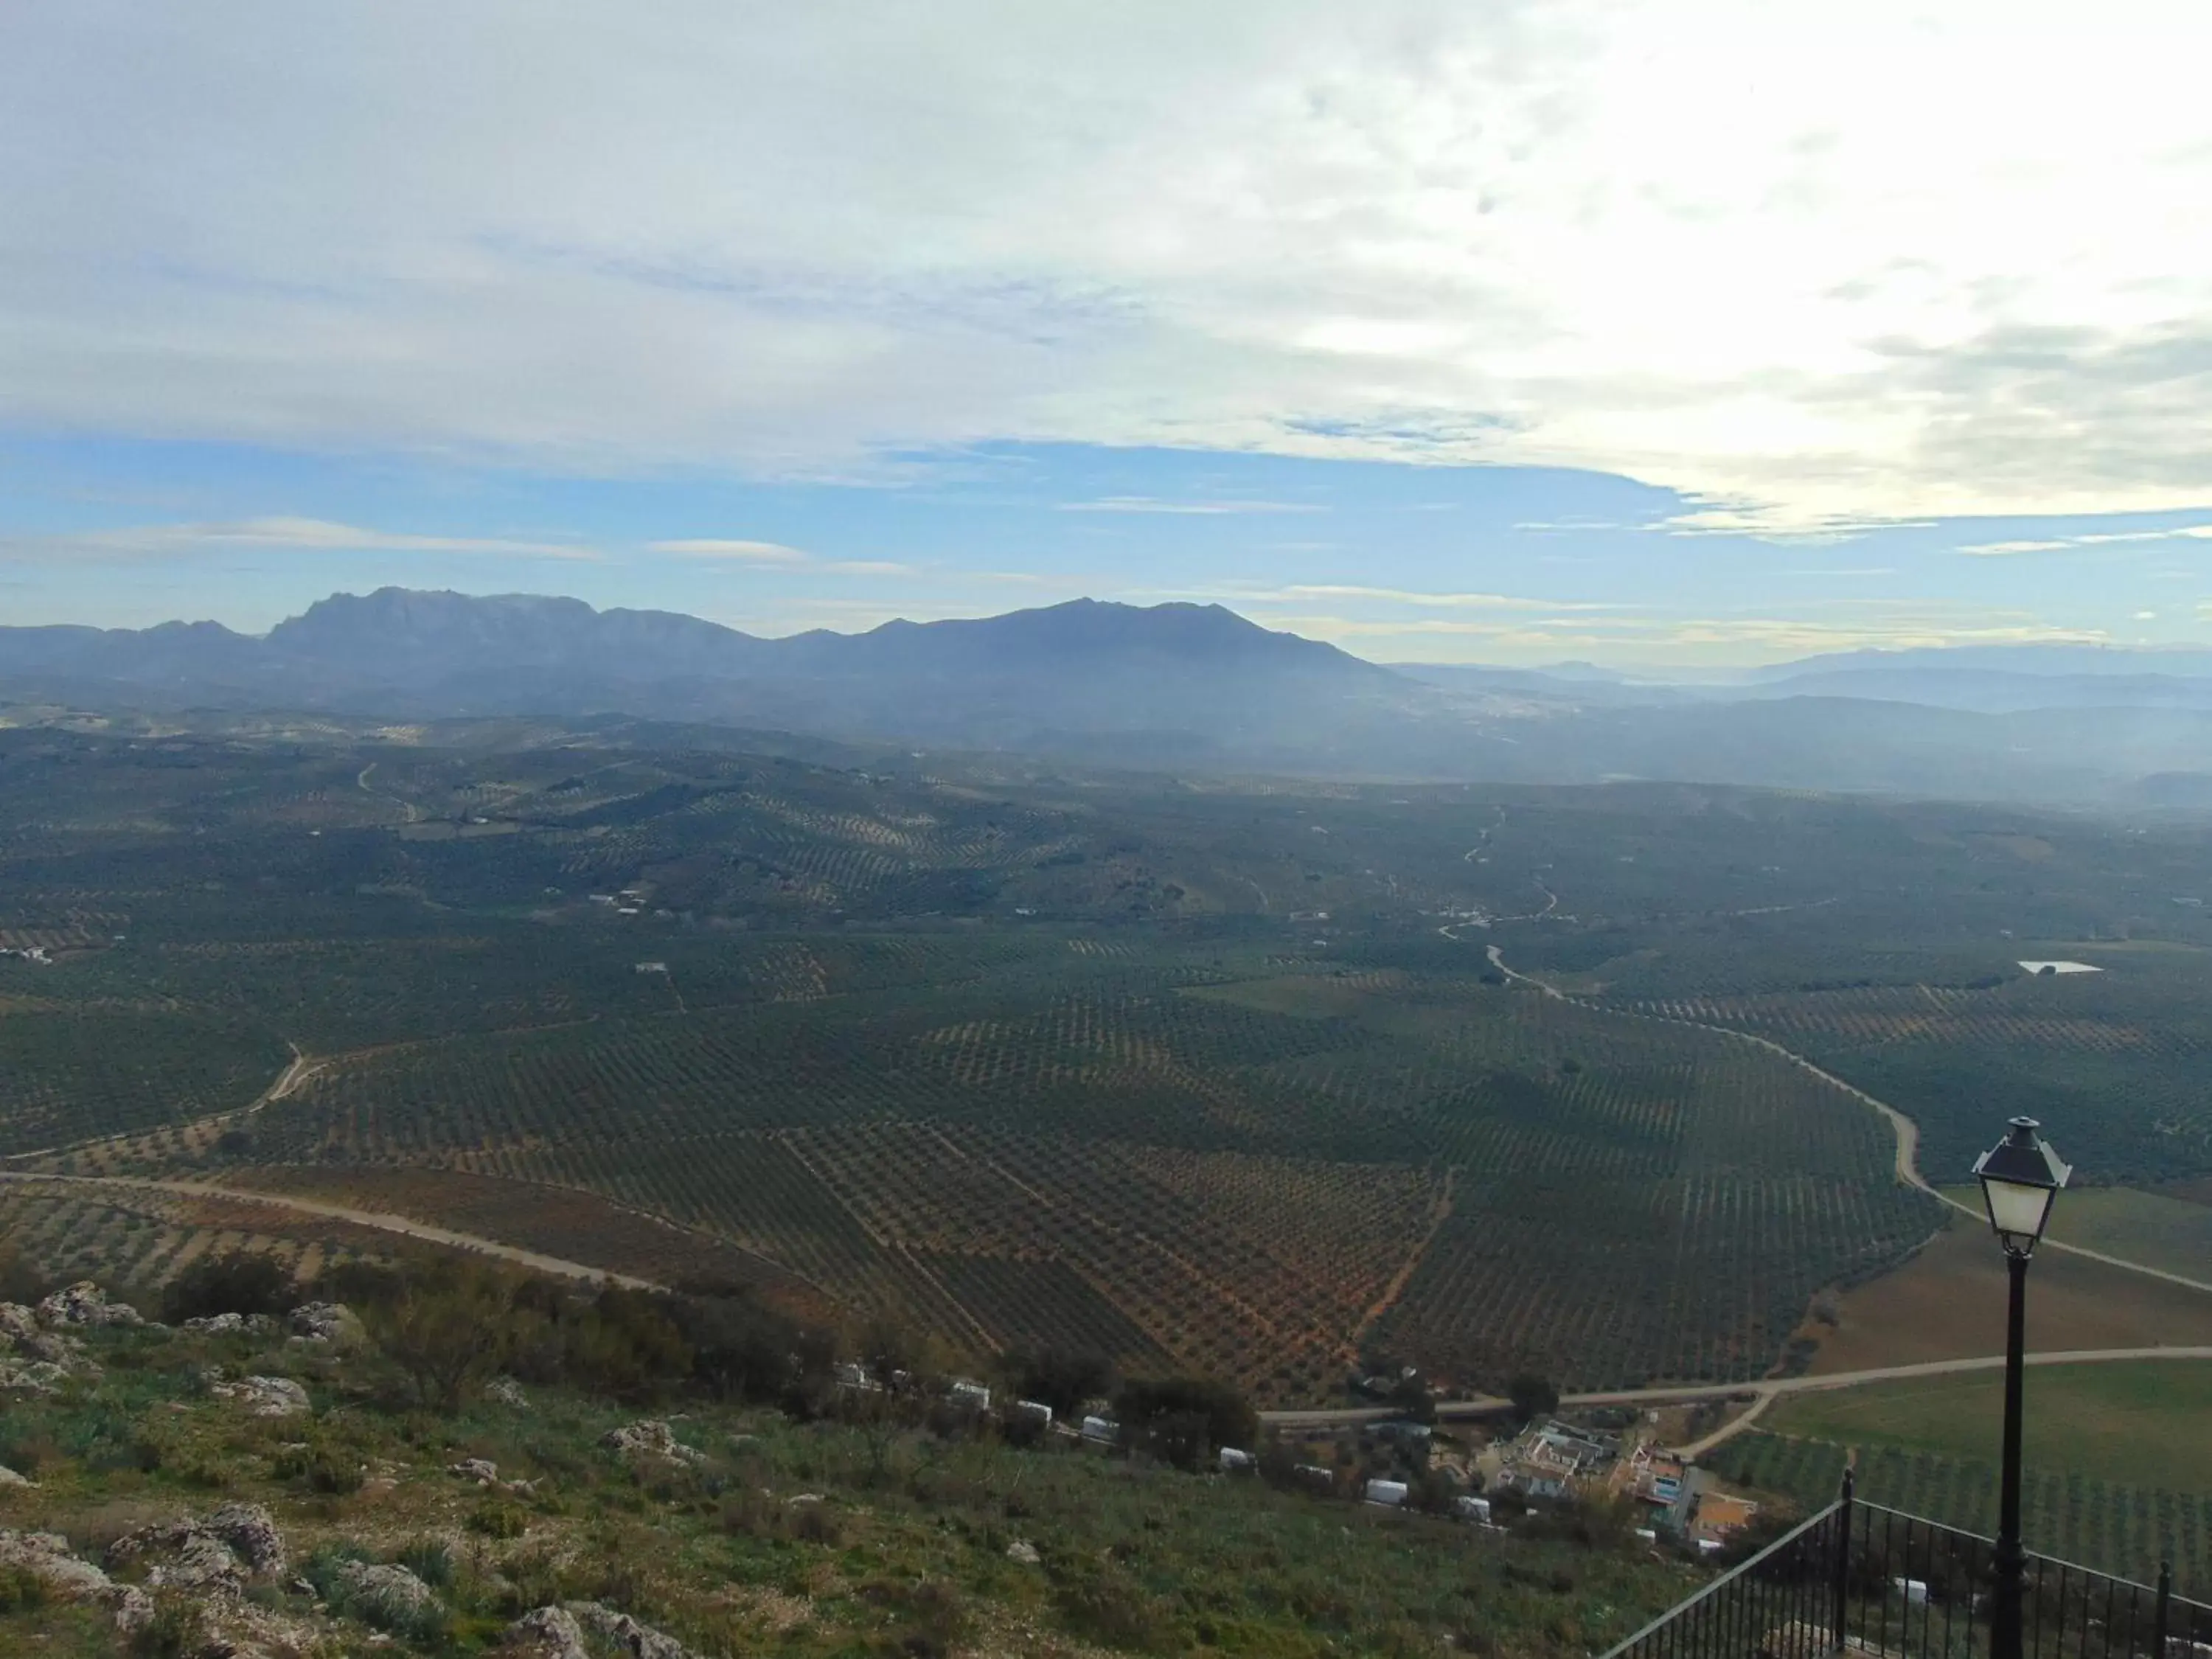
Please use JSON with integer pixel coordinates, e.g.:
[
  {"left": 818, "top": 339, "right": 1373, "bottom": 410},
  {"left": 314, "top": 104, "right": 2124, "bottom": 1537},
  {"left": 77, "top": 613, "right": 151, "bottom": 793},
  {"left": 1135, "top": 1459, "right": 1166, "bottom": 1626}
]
[{"left": 1599, "top": 1475, "right": 2211, "bottom": 1659}]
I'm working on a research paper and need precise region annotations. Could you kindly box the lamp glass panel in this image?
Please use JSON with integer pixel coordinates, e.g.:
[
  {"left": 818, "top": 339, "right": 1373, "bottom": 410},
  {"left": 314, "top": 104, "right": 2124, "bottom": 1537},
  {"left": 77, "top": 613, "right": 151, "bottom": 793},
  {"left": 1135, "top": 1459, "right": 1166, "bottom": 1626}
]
[{"left": 1983, "top": 1178, "right": 2055, "bottom": 1242}]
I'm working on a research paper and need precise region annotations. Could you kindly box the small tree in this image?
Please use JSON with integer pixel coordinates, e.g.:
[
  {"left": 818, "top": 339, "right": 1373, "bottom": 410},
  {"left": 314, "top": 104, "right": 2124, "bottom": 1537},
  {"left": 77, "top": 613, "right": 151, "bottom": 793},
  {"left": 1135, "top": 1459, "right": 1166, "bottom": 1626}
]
[
  {"left": 1507, "top": 1371, "right": 1559, "bottom": 1425},
  {"left": 362, "top": 1262, "right": 526, "bottom": 1411},
  {"left": 161, "top": 1251, "right": 293, "bottom": 1324}
]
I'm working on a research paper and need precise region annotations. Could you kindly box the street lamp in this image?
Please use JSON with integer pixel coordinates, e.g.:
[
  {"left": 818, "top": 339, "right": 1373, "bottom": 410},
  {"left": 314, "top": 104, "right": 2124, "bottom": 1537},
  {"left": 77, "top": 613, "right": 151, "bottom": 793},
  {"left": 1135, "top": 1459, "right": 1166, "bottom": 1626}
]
[{"left": 1972, "top": 1116, "right": 2070, "bottom": 1659}]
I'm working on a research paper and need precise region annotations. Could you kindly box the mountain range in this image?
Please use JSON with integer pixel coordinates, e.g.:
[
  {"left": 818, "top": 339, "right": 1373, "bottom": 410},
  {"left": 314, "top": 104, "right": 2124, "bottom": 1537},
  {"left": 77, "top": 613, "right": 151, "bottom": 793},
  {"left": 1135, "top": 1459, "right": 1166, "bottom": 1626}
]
[{"left": 7, "top": 588, "right": 2212, "bottom": 806}]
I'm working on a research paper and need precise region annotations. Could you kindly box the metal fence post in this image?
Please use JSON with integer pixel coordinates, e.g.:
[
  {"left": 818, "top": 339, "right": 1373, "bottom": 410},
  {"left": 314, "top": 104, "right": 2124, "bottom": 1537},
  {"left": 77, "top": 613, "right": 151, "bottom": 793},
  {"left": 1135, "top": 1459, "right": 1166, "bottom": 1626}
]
[
  {"left": 1832, "top": 1469, "right": 1855, "bottom": 1653},
  {"left": 2153, "top": 1560, "right": 2173, "bottom": 1659}
]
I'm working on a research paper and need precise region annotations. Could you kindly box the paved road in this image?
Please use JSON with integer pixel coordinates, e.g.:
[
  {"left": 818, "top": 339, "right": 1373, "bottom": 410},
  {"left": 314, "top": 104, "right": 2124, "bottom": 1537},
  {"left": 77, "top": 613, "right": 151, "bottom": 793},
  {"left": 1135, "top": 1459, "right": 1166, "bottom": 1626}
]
[{"left": 1261, "top": 1345, "right": 2212, "bottom": 1434}]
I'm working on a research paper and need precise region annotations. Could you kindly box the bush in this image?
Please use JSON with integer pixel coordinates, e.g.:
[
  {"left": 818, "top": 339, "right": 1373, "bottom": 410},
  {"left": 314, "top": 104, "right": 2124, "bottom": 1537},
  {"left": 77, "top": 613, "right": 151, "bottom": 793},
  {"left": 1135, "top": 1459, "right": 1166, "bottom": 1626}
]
[
  {"left": 1114, "top": 1377, "right": 1256, "bottom": 1472},
  {"left": 0, "top": 1565, "right": 46, "bottom": 1613},
  {"left": 1051, "top": 1557, "right": 1175, "bottom": 1652},
  {"left": 161, "top": 1251, "right": 293, "bottom": 1324},
  {"left": 466, "top": 1500, "right": 529, "bottom": 1540}
]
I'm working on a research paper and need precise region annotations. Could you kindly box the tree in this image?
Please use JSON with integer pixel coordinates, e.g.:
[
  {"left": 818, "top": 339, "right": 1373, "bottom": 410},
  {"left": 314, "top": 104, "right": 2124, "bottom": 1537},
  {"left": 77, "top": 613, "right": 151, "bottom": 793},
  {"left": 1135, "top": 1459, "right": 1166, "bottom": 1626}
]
[
  {"left": 1115, "top": 1377, "right": 1256, "bottom": 1471},
  {"left": 361, "top": 1262, "right": 527, "bottom": 1411},
  {"left": 1507, "top": 1371, "right": 1559, "bottom": 1425},
  {"left": 161, "top": 1251, "right": 292, "bottom": 1324},
  {"left": 1001, "top": 1346, "right": 1116, "bottom": 1419}
]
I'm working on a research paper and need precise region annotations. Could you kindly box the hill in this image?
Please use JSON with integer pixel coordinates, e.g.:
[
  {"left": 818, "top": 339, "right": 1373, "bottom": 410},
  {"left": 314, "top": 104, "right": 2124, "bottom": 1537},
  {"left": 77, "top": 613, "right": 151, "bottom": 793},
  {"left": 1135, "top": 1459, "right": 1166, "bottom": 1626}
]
[
  {"left": 18, "top": 591, "right": 2212, "bottom": 801},
  {"left": 0, "top": 1267, "right": 1697, "bottom": 1658}
]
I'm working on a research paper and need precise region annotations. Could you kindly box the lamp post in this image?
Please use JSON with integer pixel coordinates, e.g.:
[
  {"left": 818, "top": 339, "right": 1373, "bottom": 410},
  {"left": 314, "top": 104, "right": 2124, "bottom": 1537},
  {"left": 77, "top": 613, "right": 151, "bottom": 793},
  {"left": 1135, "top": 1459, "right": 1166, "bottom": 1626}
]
[{"left": 1972, "top": 1116, "right": 2070, "bottom": 1659}]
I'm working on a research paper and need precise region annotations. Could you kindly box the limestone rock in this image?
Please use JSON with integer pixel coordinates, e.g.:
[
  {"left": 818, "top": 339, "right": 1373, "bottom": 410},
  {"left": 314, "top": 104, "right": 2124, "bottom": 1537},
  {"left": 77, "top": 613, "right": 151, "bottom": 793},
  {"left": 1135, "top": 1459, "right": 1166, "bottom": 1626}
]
[
  {"left": 0, "top": 1463, "right": 33, "bottom": 1487},
  {"left": 1006, "top": 1540, "right": 1041, "bottom": 1564},
  {"left": 599, "top": 1419, "right": 703, "bottom": 1466},
  {"left": 570, "top": 1600, "right": 702, "bottom": 1659},
  {"left": 505, "top": 1605, "right": 591, "bottom": 1659},
  {"left": 213, "top": 1374, "right": 310, "bottom": 1417},
  {"left": 36, "top": 1281, "right": 143, "bottom": 1329},
  {"left": 451, "top": 1457, "right": 503, "bottom": 1486},
  {"left": 287, "top": 1301, "right": 361, "bottom": 1345},
  {"left": 336, "top": 1557, "right": 439, "bottom": 1624},
  {"left": 0, "top": 1528, "right": 153, "bottom": 1630},
  {"left": 108, "top": 1502, "right": 286, "bottom": 1588}
]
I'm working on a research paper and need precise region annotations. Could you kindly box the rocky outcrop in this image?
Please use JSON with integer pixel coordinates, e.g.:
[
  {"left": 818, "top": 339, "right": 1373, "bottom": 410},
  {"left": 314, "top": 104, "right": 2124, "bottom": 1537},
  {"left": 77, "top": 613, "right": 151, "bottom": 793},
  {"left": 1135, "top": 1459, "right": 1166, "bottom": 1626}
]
[
  {"left": 287, "top": 1301, "right": 363, "bottom": 1347},
  {"left": 600, "top": 1419, "right": 704, "bottom": 1466},
  {"left": 0, "top": 1528, "right": 152, "bottom": 1632},
  {"left": 570, "top": 1601, "right": 703, "bottom": 1659},
  {"left": 36, "top": 1281, "right": 144, "bottom": 1329},
  {"left": 335, "top": 1557, "right": 440, "bottom": 1624},
  {"left": 108, "top": 1502, "right": 288, "bottom": 1589},
  {"left": 505, "top": 1604, "right": 591, "bottom": 1658},
  {"left": 211, "top": 1374, "right": 310, "bottom": 1417}
]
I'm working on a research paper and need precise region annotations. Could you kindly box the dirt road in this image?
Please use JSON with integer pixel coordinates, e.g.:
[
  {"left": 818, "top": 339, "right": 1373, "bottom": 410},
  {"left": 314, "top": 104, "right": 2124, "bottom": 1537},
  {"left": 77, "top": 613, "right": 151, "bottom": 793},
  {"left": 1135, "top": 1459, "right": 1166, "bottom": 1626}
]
[
  {"left": 1481, "top": 945, "right": 2212, "bottom": 1298},
  {"left": 0, "top": 1169, "right": 658, "bottom": 1290}
]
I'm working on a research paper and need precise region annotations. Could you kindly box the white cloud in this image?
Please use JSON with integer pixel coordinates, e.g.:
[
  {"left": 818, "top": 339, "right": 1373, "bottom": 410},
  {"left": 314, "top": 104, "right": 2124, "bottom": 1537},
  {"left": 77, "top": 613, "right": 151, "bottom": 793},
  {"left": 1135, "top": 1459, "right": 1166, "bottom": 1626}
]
[
  {"left": 650, "top": 538, "right": 810, "bottom": 562},
  {"left": 0, "top": 517, "right": 596, "bottom": 561},
  {"left": 1959, "top": 524, "right": 2212, "bottom": 555},
  {"left": 7, "top": 4, "right": 2212, "bottom": 530}
]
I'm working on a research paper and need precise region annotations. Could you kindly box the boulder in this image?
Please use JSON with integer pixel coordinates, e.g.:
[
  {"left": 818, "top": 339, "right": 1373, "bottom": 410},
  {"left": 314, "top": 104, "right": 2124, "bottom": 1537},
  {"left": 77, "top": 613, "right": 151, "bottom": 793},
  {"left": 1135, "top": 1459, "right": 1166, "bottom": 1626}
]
[
  {"left": 108, "top": 1502, "right": 287, "bottom": 1588},
  {"left": 0, "top": 1463, "right": 34, "bottom": 1488},
  {"left": 599, "top": 1420, "right": 704, "bottom": 1466},
  {"left": 0, "top": 1360, "right": 69, "bottom": 1395},
  {"left": 212, "top": 1374, "right": 310, "bottom": 1418},
  {"left": 335, "top": 1557, "right": 439, "bottom": 1624},
  {"left": 35, "top": 1281, "right": 143, "bottom": 1329},
  {"left": 450, "top": 1457, "right": 503, "bottom": 1486},
  {"left": 569, "top": 1601, "right": 702, "bottom": 1659},
  {"left": 1006, "top": 1540, "right": 1041, "bottom": 1565},
  {"left": 184, "top": 1311, "right": 247, "bottom": 1334},
  {"left": 505, "top": 1605, "right": 591, "bottom": 1659},
  {"left": 286, "top": 1301, "right": 361, "bottom": 1345},
  {"left": 0, "top": 1528, "right": 153, "bottom": 1630}
]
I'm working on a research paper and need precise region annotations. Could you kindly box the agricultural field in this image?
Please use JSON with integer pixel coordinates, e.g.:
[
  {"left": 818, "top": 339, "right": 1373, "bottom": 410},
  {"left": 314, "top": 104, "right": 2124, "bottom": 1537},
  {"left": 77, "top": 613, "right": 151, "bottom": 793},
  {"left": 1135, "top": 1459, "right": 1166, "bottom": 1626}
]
[
  {"left": 1709, "top": 1406, "right": 2212, "bottom": 1598},
  {"left": 1620, "top": 948, "right": 2212, "bottom": 1187},
  {"left": 1796, "top": 1214, "right": 2212, "bottom": 1375},
  {"left": 8, "top": 712, "right": 2212, "bottom": 1405},
  {"left": 0, "top": 1178, "right": 389, "bottom": 1298},
  {"left": 1766, "top": 1360, "right": 2212, "bottom": 1492}
]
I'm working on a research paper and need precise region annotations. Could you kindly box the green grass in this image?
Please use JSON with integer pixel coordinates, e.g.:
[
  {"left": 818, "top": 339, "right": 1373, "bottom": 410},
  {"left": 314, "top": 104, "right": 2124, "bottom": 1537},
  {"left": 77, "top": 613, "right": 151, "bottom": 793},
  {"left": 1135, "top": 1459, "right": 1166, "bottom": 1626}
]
[
  {"left": 0, "top": 1318, "right": 1700, "bottom": 1659},
  {"left": 1764, "top": 1359, "right": 2212, "bottom": 1493}
]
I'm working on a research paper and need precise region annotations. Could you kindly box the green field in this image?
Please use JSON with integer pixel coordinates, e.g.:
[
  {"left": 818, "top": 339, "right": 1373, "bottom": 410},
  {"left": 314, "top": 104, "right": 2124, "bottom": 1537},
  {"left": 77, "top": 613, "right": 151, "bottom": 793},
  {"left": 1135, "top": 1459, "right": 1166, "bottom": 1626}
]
[{"left": 1766, "top": 1359, "right": 2212, "bottom": 1492}]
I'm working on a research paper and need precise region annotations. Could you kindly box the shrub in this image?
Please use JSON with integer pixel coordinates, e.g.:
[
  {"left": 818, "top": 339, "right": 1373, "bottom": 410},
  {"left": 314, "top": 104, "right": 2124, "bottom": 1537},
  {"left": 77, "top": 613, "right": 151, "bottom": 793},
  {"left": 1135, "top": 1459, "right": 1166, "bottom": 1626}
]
[
  {"left": 160, "top": 1251, "right": 292, "bottom": 1324},
  {"left": 466, "top": 1500, "right": 529, "bottom": 1540},
  {"left": 0, "top": 1565, "right": 46, "bottom": 1613}
]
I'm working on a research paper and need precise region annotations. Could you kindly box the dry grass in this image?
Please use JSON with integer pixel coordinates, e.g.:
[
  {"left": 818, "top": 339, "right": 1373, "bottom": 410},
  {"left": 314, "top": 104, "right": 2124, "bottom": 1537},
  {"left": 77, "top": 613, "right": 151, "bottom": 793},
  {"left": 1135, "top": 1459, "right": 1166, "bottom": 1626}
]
[{"left": 1806, "top": 1212, "right": 2212, "bottom": 1374}]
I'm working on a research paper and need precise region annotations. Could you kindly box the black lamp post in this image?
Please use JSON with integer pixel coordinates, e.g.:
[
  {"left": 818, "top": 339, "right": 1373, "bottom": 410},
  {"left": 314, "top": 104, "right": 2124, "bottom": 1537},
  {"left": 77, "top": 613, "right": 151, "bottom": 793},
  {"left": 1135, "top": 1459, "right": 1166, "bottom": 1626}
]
[{"left": 1972, "top": 1116, "right": 2071, "bottom": 1659}]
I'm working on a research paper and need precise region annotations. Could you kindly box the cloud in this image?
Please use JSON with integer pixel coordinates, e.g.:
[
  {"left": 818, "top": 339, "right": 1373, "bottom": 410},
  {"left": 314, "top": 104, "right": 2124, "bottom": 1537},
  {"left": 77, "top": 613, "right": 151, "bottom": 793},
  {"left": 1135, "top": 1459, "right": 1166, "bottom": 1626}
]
[
  {"left": 1054, "top": 497, "right": 1324, "bottom": 515},
  {"left": 0, "top": 517, "right": 597, "bottom": 561},
  {"left": 650, "top": 538, "right": 809, "bottom": 562},
  {"left": 13, "top": 4, "right": 2212, "bottom": 531},
  {"left": 1255, "top": 583, "right": 1618, "bottom": 612},
  {"left": 1958, "top": 524, "right": 2212, "bottom": 556}
]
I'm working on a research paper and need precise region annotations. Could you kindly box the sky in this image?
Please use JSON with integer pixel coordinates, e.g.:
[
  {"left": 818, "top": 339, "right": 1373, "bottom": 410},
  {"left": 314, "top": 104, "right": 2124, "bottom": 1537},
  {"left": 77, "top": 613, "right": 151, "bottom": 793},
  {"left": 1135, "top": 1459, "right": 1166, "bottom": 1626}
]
[{"left": 4, "top": 1, "right": 2212, "bottom": 668}]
